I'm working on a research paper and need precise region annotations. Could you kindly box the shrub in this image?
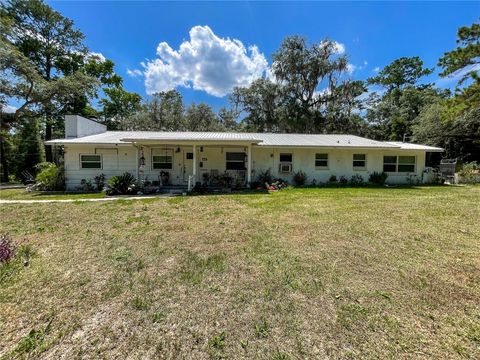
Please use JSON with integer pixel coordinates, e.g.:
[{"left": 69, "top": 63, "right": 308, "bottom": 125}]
[
  {"left": 349, "top": 174, "right": 364, "bottom": 186},
  {"left": 293, "top": 170, "right": 308, "bottom": 186},
  {"left": 106, "top": 172, "right": 137, "bottom": 195},
  {"left": 0, "top": 234, "right": 15, "bottom": 263},
  {"left": 34, "top": 162, "right": 65, "bottom": 191},
  {"left": 369, "top": 171, "right": 388, "bottom": 185},
  {"left": 458, "top": 161, "right": 480, "bottom": 184},
  {"left": 94, "top": 173, "right": 106, "bottom": 191},
  {"left": 328, "top": 175, "right": 337, "bottom": 183},
  {"left": 256, "top": 169, "right": 273, "bottom": 185},
  {"left": 80, "top": 179, "right": 95, "bottom": 192},
  {"left": 339, "top": 176, "right": 348, "bottom": 184}
]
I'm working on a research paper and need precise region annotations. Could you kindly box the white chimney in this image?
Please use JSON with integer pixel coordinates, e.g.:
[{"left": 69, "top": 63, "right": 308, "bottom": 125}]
[{"left": 65, "top": 115, "right": 107, "bottom": 138}]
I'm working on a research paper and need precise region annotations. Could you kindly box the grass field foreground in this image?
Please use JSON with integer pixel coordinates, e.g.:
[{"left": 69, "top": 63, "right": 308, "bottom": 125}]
[{"left": 0, "top": 186, "right": 479, "bottom": 359}]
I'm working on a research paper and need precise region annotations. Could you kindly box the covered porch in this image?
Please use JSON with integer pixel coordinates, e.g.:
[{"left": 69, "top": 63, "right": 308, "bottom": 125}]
[{"left": 131, "top": 141, "right": 255, "bottom": 191}]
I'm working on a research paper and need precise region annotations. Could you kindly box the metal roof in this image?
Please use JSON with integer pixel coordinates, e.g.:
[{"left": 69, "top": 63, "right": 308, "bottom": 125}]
[
  {"left": 386, "top": 142, "right": 444, "bottom": 152},
  {"left": 46, "top": 131, "right": 443, "bottom": 151}
]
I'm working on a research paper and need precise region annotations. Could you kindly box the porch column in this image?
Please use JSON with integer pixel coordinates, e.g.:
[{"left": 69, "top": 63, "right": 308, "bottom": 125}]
[
  {"left": 192, "top": 144, "right": 197, "bottom": 182},
  {"left": 135, "top": 145, "right": 139, "bottom": 179},
  {"left": 247, "top": 143, "right": 252, "bottom": 186}
]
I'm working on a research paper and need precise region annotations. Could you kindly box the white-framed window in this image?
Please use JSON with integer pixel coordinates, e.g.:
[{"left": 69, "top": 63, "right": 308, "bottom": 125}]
[
  {"left": 80, "top": 154, "right": 102, "bottom": 169},
  {"left": 226, "top": 152, "right": 246, "bottom": 170},
  {"left": 152, "top": 154, "right": 173, "bottom": 169},
  {"left": 279, "top": 153, "right": 293, "bottom": 173},
  {"left": 315, "top": 153, "right": 329, "bottom": 168},
  {"left": 383, "top": 155, "right": 416, "bottom": 173},
  {"left": 353, "top": 154, "right": 367, "bottom": 169}
]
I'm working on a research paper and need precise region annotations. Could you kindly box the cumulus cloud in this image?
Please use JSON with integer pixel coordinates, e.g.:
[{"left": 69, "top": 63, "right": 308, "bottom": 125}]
[
  {"left": 143, "top": 26, "right": 268, "bottom": 97},
  {"left": 346, "top": 63, "right": 356, "bottom": 74},
  {"left": 87, "top": 52, "right": 106, "bottom": 62},
  {"left": 373, "top": 67, "right": 380, "bottom": 73}
]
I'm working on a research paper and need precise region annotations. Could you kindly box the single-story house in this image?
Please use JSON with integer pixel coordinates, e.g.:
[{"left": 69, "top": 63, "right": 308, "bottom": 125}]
[{"left": 46, "top": 115, "right": 444, "bottom": 190}]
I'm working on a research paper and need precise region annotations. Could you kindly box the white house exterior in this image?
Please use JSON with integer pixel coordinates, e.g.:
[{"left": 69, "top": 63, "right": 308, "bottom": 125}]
[{"left": 46, "top": 115, "right": 444, "bottom": 190}]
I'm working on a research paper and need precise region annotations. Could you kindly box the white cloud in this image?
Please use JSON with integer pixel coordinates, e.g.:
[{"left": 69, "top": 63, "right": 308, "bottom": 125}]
[
  {"left": 143, "top": 25, "right": 268, "bottom": 97},
  {"left": 332, "top": 41, "right": 345, "bottom": 55},
  {"left": 3, "top": 104, "right": 17, "bottom": 113},
  {"left": 346, "top": 63, "right": 356, "bottom": 74},
  {"left": 127, "top": 68, "right": 143, "bottom": 77},
  {"left": 373, "top": 67, "right": 380, "bottom": 73},
  {"left": 87, "top": 52, "right": 106, "bottom": 62},
  {"left": 363, "top": 61, "right": 368, "bottom": 66},
  {"left": 435, "top": 63, "right": 480, "bottom": 87}
]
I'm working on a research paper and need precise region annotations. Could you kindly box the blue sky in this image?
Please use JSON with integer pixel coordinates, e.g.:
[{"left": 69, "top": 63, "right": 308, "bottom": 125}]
[{"left": 46, "top": 1, "right": 479, "bottom": 110}]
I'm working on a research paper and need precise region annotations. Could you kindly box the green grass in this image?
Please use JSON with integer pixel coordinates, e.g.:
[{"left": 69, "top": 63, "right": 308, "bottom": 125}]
[
  {"left": 0, "top": 188, "right": 105, "bottom": 200},
  {"left": 0, "top": 186, "right": 479, "bottom": 359}
]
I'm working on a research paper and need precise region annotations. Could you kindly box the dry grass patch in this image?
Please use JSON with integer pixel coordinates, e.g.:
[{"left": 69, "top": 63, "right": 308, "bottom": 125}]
[{"left": 0, "top": 186, "right": 479, "bottom": 359}]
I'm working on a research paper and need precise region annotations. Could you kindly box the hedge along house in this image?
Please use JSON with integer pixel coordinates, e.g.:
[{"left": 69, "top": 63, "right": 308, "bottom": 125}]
[{"left": 46, "top": 115, "right": 444, "bottom": 191}]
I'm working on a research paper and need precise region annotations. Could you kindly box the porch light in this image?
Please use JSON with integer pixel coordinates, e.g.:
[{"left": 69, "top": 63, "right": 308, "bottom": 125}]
[{"left": 176, "top": 147, "right": 181, "bottom": 153}]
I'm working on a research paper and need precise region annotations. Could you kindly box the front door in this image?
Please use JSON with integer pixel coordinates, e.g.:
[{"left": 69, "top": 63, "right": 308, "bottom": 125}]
[{"left": 183, "top": 150, "right": 194, "bottom": 182}]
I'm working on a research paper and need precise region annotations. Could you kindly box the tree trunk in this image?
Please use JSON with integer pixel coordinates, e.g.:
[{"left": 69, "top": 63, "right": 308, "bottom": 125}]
[{"left": 0, "top": 136, "right": 9, "bottom": 183}]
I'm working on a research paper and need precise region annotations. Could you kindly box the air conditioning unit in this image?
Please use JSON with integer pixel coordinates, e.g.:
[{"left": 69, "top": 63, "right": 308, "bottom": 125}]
[{"left": 279, "top": 163, "right": 292, "bottom": 173}]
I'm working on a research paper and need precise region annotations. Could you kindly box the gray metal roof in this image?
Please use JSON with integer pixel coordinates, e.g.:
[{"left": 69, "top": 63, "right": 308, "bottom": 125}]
[{"left": 46, "top": 131, "right": 443, "bottom": 151}]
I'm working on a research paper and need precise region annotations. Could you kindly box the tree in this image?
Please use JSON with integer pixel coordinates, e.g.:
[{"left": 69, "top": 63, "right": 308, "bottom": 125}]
[
  {"left": 217, "top": 107, "right": 241, "bottom": 131},
  {"left": 368, "top": 57, "right": 433, "bottom": 92},
  {"left": 438, "top": 21, "right": 480, "bottom": 86},
  {"left": 366, "top": 56, "right": 440, "bottom": 140},
  {"left": 272, "top": 36, "right": 351, "bottom": 132},
  {"left": 184, "top": 103, "right": 221, "bottom": 131},
  {"left": 99, "top": 87, "right": 142, "bottom": 130},
  {"left": 1, "top": 0, "right": 100, "bottom": 161},
  {"left": 231, "top": 78, "right": 280, "bottom": 132}
]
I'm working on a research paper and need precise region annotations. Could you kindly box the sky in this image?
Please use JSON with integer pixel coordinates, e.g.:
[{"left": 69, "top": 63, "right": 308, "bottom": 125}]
[{"left": 27, "top": 1, "right": 480, "bottom": 111}]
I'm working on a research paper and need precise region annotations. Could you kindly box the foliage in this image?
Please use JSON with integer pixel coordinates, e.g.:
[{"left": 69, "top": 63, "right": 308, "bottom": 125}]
[
  {"left": 255, "top": 169, "right": 273, "bottom": 185},
  {"left": 100, "top": 87, "right": 142, "bottom": 130},
  {"left": 368, "top": 171, "right": 388, "bottom": 185},
  {"left": 458, "top": 161, "right": 480, "bottom": 184},
  {"left": 293, "top": 170, "right": 308, "bottom": 186},
  {"left": 328, "top": 175, "right": 337, "bottom": 183},
  {"left": 349, "top": 174, "right": 365, "bottom": 186},
  {"left": 368, "top": 57, "right": 433, "bottom": 91},
  {"left": 94, "top": 173, "right": 106, "bottom": 191},
  {"left": 106, "top": 172, "right": 137, "bottom": 195},
  {"left": 438, "top": 21, "right": 479, "bottom": 86},
  {"left": 79, "top": 179, "right": 95, "bottom": 192},
  {"left": 232, "top": 36, "right": 368, "bottom": 134},
  {"left": 339, "top": 175, "right": 348, "bottom": 184},
  {"left": 34, "top": 162, "right": 65, "bottom": 190},
  {"left": 0, "top": 233, "right": 15, "bottom": 263}
]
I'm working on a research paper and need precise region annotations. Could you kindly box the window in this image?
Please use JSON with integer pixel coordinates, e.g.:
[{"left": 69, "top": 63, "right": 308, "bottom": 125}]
[
  {"left": 152, "top": 155, "right": 173, "bottom": 169},
  {"left": 398, "top": 156, "right": 416, "bottom": 172},
  {"left": 383, "top": 156, "right": 416, "bottom": 173},
  {"left": 279, "top": 153, "right": 293, "bottom": 173},
  {"left": 226, "top": 152, "right": 245, "bottom": 170},
  {"left": 280, "top": 153, "right": 292, "bottom": 163},
  {"left": 186, "top": 152, "right": 193, "bottom": 160},
  {"left": 80, "top": 154, "right": 102, "bottom": 169},
  {"left": 315, "top": 153, "right": 328, "bottom": 168},
  {"left": 353, "top": 154, "right": 366, "bottom": 169}
]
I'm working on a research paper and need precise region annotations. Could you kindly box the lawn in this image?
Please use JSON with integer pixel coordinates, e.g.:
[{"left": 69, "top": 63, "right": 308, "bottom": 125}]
[
  {"left": 0, "top": 189, "right": 105, "bottom": 201},
  {"left": 0, "top": 186, "right": 479, "bottom": 359}
]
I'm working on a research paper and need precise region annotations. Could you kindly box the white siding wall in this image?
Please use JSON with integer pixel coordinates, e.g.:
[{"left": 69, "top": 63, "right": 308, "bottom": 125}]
[
  {"left": 64, "top": 145, "right": 136, "bottom": 190},
  {"left": 252, "top": 147, "right": 427, "bottom": 185},
  {"left": 64, "top": 144, "right": 428, "bottom": 190}
]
